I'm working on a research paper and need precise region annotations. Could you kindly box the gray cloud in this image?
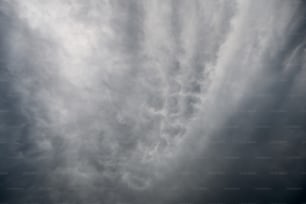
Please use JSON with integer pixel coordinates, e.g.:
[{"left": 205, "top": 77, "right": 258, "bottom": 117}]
[{"left": 1, "top": 0, "right": 306, "bottom": 203}]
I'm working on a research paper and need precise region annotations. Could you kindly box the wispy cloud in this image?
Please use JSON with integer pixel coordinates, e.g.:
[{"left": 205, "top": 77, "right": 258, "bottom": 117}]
[{"left": 1, "top": 0, "right": 306, "bottom": 203}]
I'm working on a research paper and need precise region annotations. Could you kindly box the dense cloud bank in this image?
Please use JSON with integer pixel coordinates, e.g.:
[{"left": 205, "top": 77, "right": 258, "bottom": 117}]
[{"left": 0, "top": 0, "right": 306, "bottom": 203}]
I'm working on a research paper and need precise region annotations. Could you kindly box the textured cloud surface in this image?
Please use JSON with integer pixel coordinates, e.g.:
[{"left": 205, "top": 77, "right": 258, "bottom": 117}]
[{"left": 0, "top": 0, "right": 306, "bottom": 203}]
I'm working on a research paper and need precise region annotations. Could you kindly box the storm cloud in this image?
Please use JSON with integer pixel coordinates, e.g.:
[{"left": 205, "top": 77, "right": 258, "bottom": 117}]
[{"left": 0, "top": 0, "right": 306, "bottom": 203}]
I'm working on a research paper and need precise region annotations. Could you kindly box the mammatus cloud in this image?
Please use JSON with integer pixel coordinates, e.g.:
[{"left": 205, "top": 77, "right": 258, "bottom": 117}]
[{"left": 0, "top": 0, "right": 306, "bottom": 203}]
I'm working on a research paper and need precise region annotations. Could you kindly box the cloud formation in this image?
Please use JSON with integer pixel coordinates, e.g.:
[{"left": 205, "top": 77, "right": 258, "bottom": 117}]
[{"left": 0, "top": 0, "right": 306, "bottom": 203}]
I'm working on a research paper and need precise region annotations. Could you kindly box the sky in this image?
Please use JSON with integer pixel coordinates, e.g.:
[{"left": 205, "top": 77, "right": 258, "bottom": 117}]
[{"left": 0, "top": 0, "right": 306, "bottom": 203}]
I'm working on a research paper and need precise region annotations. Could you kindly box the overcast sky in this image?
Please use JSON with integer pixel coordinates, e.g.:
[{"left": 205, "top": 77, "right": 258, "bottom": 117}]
[{"left": 0, "top": 0, "right": 306, "bottom": 203}]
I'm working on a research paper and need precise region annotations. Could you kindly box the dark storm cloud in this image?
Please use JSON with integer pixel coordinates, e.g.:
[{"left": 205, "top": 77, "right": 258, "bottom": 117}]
[
  {"left": 1, "top": 0, "right": 306, "bottom": 203},
  {"left": 0, "top": 3, "right": 46, "bottom": 203}
]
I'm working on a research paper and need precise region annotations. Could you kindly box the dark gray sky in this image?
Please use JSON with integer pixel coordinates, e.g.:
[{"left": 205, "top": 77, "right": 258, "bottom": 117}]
[{"left": 0, "top": 0, "right": 306, "bottom": 203}]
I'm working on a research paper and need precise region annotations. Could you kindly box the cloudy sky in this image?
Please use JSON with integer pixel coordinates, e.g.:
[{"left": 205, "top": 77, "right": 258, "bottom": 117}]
[{"left": 0, "top": 0, "right": 306, "bottom": 203}]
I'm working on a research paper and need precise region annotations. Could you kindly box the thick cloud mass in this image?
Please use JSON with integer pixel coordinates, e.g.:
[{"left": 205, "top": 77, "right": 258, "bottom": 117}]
[{"left": 0, "top": 0, "right": 306, "bottom": 203}]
